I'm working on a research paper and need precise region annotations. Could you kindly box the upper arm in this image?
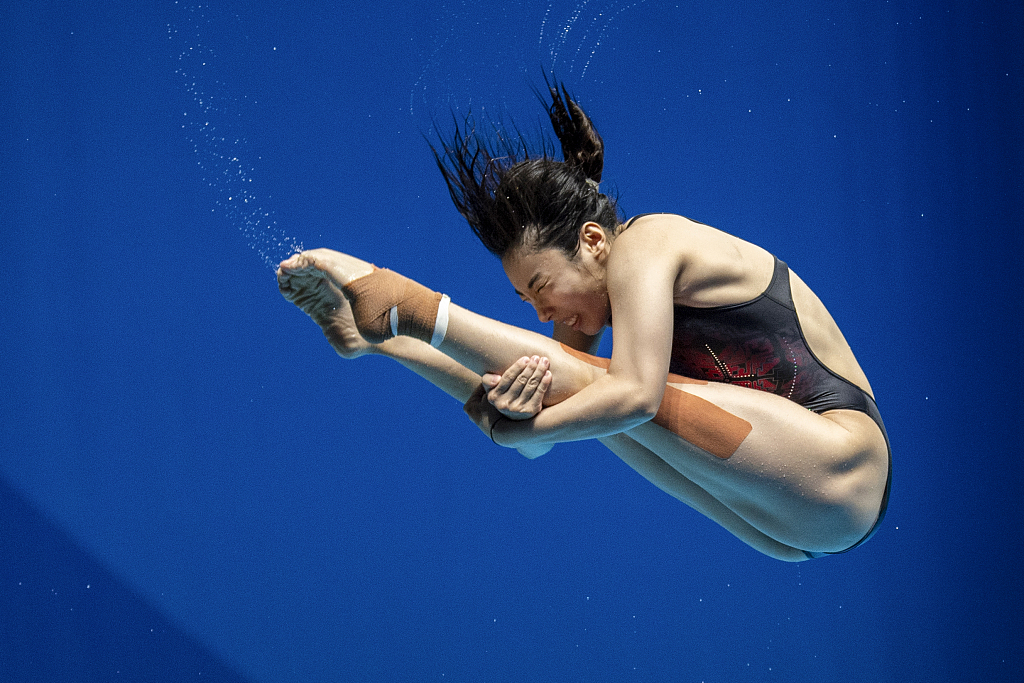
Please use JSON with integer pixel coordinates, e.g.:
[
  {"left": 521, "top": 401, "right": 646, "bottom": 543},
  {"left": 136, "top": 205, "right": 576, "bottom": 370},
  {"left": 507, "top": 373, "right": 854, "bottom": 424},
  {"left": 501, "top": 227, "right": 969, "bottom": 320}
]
[
  {"left": 603, "top": 224, "right": 682, "bottom": 413},
  {"left": 494, "top": 218, "right": 690, "bottom": 445}
]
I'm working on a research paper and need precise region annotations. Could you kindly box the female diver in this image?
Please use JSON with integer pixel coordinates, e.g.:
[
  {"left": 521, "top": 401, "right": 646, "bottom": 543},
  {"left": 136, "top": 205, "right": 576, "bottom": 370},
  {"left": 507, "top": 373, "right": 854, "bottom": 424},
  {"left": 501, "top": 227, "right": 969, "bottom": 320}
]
[{"left": 276, "top": 84, "right": 891, "bottom": 562}]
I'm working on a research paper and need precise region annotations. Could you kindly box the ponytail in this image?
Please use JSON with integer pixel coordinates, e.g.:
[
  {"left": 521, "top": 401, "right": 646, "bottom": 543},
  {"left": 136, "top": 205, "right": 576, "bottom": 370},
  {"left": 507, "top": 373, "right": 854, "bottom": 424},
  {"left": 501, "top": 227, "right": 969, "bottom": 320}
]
[
  {"left": 543, "top": 79, "right": 606, "bottom": 184},
  {"left": 432, "top": 79, "right": 621, "bottom": 259}
]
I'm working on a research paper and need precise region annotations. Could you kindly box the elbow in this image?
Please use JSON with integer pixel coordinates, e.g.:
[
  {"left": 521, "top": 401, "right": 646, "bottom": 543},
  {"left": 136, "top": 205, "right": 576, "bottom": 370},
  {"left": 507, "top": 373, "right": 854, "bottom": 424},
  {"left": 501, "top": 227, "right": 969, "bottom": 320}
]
[
  {"left": 633, "top": 400, "right": 660, "bottom": 423},
  {"left": 643, "top": 392, "right": 663, "bottom": 420},
  {"left": 639, "top": 382, "right": 666, "bottom": 421},
  {"left": 621, "top": 387, "right": 661, "bottom": 425}
]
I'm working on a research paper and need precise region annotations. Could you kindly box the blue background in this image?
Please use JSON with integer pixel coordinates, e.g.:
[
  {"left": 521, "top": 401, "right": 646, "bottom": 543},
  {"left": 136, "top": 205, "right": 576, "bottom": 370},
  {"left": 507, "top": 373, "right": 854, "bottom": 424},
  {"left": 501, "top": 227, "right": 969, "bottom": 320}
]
[{"left": 2, "top": 1, "right": 1021, "bottom": 681}]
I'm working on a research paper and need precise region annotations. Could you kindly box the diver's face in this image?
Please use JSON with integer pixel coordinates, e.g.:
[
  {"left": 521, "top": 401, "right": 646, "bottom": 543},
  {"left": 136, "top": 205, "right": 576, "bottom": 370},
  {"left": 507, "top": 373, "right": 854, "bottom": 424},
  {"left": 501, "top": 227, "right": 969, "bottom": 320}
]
[{"left": 502, "top": 238, "right": 610, "bottom": 336}]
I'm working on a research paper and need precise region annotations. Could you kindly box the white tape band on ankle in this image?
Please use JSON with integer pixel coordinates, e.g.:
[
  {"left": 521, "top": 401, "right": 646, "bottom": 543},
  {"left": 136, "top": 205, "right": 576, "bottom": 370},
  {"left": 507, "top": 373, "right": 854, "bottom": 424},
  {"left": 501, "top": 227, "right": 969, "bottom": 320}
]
[
  {"left": 430, "top": 295, "right": 451, "bottom": 348},
  {"left": 389, "top": 305, "right": 399, "bottom": 338}
]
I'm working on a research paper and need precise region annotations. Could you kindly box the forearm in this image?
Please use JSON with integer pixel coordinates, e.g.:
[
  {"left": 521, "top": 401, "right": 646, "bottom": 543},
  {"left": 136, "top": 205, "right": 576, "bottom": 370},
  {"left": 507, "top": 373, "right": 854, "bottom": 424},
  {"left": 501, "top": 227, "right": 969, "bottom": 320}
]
[
  {"left": 372, "top": 336, "right": 481, "bottom": 403},
  {"left": 491, "top": 374, "right": 659, "bottom": 447},
  {"left": 375, "top": 338, "right": 551, "bottom": 460}
]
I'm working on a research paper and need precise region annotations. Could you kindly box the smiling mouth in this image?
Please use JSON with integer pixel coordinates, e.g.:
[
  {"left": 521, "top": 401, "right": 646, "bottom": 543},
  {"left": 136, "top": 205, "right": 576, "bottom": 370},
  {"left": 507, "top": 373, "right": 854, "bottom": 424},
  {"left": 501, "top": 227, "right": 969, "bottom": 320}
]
[{"left": 563, "top": 315, "right": 579, "bottom": 330}]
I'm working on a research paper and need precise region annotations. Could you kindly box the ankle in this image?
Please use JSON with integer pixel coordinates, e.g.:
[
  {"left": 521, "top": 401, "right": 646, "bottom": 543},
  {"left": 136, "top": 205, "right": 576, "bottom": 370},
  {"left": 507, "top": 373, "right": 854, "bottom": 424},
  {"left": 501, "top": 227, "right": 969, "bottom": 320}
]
[{"left": 342, "top": 269, "right": 447, "bottom": 345}]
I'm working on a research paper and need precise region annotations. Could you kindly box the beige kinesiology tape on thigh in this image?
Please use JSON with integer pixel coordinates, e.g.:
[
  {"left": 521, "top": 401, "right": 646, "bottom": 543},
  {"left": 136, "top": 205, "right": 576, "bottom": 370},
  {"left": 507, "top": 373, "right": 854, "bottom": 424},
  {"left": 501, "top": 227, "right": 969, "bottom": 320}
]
[
  {"left": 559, "top": 344, "right": 752, "bottom": 460},
  {"left": 652, "top": 382, "right": 752, "bottom": 460},
  {"left": 342, "top": 268, "right": 450, "bottom": 346}
]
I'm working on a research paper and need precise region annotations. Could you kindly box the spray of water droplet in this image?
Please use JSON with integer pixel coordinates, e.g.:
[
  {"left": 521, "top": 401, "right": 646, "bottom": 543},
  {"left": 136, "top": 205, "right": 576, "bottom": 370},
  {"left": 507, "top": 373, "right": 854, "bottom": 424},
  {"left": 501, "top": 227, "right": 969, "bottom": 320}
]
[{"left": 170, "top": 3, "right": 302, "bottom": 270}]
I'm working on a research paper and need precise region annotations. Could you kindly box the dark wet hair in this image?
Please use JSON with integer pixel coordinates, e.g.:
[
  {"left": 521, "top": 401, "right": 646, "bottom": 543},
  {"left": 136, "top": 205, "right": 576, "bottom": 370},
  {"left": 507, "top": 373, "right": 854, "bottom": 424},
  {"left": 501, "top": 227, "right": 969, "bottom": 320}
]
[{"left": 431, "top": 80, "right": 622, "bottom": 259}]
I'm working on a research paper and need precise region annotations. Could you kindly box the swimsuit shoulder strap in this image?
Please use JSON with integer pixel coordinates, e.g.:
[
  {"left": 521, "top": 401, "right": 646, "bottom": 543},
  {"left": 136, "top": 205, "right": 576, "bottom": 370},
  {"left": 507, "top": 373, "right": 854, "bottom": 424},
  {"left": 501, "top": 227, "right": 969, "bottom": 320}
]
[
  {"left": 763, "top": 257, "right": 795, "bottom": 311},
  {"left": 621, "top": 213, "right": 667, "bottom": 231}
]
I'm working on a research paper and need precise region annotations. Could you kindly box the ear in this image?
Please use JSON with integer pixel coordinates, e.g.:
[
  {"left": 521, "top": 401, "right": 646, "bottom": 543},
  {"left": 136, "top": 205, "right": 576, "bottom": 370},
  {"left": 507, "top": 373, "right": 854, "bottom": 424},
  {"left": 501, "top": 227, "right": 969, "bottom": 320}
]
[{"left": 579, "top": 222, "right": 609, "bottom": 261}]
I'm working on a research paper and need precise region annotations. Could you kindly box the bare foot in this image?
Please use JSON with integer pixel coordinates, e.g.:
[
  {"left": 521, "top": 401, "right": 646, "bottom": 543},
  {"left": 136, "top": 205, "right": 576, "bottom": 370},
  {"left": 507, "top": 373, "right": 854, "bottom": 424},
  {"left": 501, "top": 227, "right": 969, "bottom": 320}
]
[
  {"left": 278, "top": 248, "right": 375, "bottom": 289},
  {"left": 277, "top": 250, "right": 374, "bottom": 359}
]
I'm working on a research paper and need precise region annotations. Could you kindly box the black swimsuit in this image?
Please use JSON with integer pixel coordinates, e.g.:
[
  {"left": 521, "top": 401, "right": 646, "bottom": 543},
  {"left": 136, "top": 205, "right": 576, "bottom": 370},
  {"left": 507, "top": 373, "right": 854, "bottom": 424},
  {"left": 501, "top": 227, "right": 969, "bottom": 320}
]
[{"left": 630, "top": 216, "right": 892, "bottom": 557}]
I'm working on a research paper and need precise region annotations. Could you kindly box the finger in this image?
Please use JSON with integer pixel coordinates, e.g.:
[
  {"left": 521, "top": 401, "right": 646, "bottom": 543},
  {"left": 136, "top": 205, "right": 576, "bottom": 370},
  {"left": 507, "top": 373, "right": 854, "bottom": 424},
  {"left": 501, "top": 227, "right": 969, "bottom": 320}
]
[
  {"left": 488, "top": 357, "right": 538, "bottom": 409},
  {"left": 521, "top": 370, "right": 552, "bottom": 413},
  {"left": 511, "top": 356, "right": 548, "bottom": 400},
  {"left": 492, "top": 357, "right": 532, "bottom": 397},
  {"left": 514, "top": 357, "right": 549, "bottom": 413},
  {"left": 508, "top": 355, "right": 547, "bottom": 402},
  {"left": 523, "top": 357, "right": 550, "bottom": 394},
  {"left": 481, "top": 373, "right": 502, "bottom": 388},
  {"left": 539, "top": 368, "right": 552, "bottom": 393}
]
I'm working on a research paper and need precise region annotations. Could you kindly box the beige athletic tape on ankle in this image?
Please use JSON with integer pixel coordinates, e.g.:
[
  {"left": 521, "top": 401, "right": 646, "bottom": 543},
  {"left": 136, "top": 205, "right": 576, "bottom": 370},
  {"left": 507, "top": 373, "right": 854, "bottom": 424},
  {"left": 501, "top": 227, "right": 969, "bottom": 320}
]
[
  {"left": 559, "top": 344, "right": 751, "bottom": 460},
  {"left": 431, "top": 295, "right": 451, "bottom": 348},
  {"left": 342, "top": 269, "right": 445, "bottom": 345}
]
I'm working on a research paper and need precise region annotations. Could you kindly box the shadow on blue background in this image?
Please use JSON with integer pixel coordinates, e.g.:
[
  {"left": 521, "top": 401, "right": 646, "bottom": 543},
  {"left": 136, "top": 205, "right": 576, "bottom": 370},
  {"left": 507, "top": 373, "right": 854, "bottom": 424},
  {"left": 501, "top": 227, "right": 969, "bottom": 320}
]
[{"left": 0, "top": 476, "right": 250, "bottom": 682}]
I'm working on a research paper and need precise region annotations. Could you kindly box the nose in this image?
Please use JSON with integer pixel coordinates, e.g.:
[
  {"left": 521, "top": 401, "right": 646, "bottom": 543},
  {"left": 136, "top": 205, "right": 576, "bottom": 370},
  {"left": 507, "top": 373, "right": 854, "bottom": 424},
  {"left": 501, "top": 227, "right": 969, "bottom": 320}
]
[{"left": 535, "top": 304, "right": 554, "bottom": 323}]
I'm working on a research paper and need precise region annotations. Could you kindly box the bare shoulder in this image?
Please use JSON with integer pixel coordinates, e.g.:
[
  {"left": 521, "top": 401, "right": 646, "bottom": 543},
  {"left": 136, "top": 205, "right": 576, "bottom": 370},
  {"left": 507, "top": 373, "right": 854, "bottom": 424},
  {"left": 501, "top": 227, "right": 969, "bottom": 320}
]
[
  {"left": 615, "top": 213, "right": 707, "bottom": 244},
  {"left": 613, "top": 214, "right": 774, "bottom": 306},
  {"left": 609, "top": 214, "right": 707, "bottom": 270},
  {"left": 605, "top": 214, "right": 691, "bottom": 286}
]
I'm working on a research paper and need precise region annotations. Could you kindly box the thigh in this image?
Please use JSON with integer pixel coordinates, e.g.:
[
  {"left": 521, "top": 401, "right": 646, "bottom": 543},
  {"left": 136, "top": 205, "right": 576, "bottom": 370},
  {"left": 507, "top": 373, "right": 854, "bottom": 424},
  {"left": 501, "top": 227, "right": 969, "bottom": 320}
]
[
  {"left": 599, "top": 432, "right": 811, "bottom": 561},
  {"left": 626, "top": 381, "right": 889, "bottom": 553}
]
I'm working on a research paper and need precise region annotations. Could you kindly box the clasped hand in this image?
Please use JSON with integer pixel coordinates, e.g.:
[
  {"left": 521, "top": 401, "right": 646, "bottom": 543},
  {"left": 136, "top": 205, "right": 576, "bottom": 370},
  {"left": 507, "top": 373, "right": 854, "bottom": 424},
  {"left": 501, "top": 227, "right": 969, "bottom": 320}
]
[{"left": 463, "top": 356, "right": 553, "bottom": 458}]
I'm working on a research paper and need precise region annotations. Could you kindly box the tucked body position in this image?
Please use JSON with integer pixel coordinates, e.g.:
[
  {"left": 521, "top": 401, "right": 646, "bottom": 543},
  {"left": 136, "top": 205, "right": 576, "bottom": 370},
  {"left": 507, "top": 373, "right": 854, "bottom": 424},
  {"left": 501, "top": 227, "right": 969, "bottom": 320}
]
[{"left": 277, "top": 84, "right": 891, "bottom": 562}]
